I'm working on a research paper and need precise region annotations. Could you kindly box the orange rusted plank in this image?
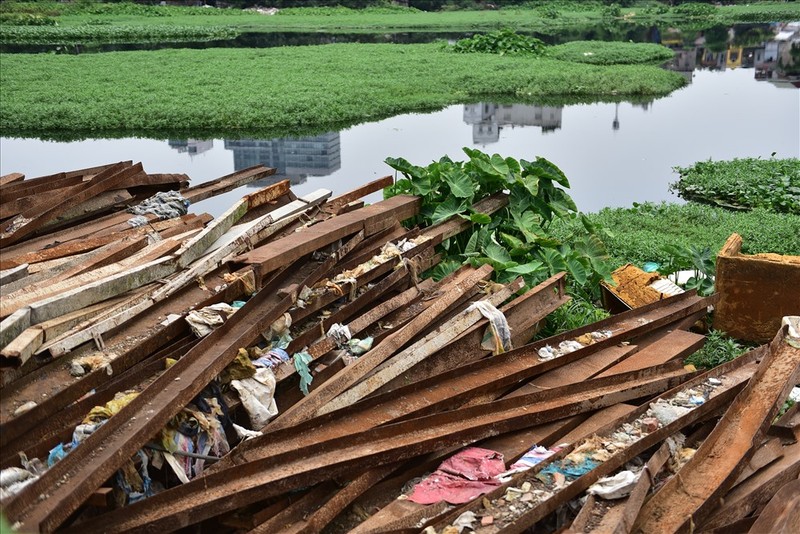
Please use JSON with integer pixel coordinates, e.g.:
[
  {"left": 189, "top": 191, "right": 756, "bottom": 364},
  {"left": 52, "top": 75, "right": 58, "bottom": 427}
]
[{"left": 635, "top": 318, "right": 800, "bottom": 533}]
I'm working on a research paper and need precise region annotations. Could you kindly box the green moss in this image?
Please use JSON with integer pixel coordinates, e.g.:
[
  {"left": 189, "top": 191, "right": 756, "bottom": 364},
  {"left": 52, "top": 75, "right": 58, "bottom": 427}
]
[{"left": 0, "top": 43, "right": 684, "bottom": 137}]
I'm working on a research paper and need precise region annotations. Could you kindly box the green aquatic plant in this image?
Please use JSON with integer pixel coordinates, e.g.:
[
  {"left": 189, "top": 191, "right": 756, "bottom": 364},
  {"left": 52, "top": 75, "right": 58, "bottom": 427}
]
[
  {"left": 670, "top": 158, "right": 800, "bottom": 215},
  {"left": 547, "top": 40, "right": 674, "bottom": 65},
  {"left": 452, "top": 29, "right": 546, "bottom": 56}
]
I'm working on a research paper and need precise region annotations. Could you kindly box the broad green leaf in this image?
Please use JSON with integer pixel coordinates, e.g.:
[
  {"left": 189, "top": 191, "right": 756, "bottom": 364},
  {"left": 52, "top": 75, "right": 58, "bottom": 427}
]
[
  {"left": 507, "top": 260, "right": 545, "bottom": 275},
  {"left": 445, "top": 168, "right": 475, "bottom": 199},
  {"left": 499, "top": 232, "right": 524, "bottom": 249},
  {"left": 521, "top": 157, "right": 571, "bottom": 188},
  {"left": 537, "top": 248, "right": 567, "bottom": 275},
  {"left": 384, "top": 157, "right": 425, "bottom": 180},
  {"left": 431, "top": 195, "right": 467, "bottom": 224},
  {"left": 470, "top": 212, "right": 492, "bottom": 224},
  {"left": 483, "top": 235, "right": 513, "bottom": 266},
  {"left": 464, "top": 229, "right": 480, "bottom": 255},
  {"left": 565, "top": 257, "right": 588, "bottom": 286},
  {"left": 410, "top": 175, "right": 434, "bottom": 196},
  {"left": 510, "top": 208, "right": 540, "bottom": 243}
]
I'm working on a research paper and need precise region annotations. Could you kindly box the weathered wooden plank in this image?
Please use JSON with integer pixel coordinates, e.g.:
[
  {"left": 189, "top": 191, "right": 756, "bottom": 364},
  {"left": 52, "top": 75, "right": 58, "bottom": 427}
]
[
  {"left": 0, "top": 326, "right": 43, "bottom": 367},
  {"left": 733, "top": 437, "right": 785, "bottom": 486},
  {"left": 0, "top": 263, "right": 28, "bottom": 285},
  {"left": 235, "top": 195, "right": 421, "bottom": 279},
  {"left": 0, "top": 172, "right": 24, "bottom": 187},
  {"left": 0, "top": 162, "right": 123, "bottom": 200},
  {"left": 0, "top": 308, "right": 30, "bottom": 350},
  {"left": 174, "top": 181, "right": 290, "bottom": 269},
  {"left": 27, "top": 256, "right": 177, "bottom": 325},
  {"left": 324, "top": 175, "right": 393, "bottom": 214}
]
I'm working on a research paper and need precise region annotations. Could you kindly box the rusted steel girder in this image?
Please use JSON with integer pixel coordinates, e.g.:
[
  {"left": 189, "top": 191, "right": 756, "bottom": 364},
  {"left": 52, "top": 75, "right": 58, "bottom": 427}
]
[
  {"left": 180, "top": 165, "right": 275, "bottom": 204},
  {"left": 4, "top": 233, "right": 367, "bottom": 533},
  {"left": 635, "top": 318, "right": 800, "bottom": 534},
  {"left": 427, "top": 347, "right": 763, "bottom": 534},
  {"left": 266, "top": 264, "right": 495, "bottom": 430},
  {"left": 1, "top": 163, "right": 146, "bottom": 247},
  {"left": 70, "top": 363, "right": 693, "bottom": 533},
  {"left": 217, "top": 291, "right": 713, "bottom": 472}
]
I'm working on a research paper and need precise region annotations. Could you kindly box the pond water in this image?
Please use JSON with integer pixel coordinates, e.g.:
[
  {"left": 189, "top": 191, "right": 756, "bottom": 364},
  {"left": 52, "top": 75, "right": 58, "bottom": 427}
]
[{"left": 2, "top": 30, "right": 798, "bottom": 218}]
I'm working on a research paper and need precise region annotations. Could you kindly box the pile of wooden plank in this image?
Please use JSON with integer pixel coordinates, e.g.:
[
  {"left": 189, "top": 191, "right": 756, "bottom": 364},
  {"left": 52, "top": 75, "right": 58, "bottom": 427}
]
[{"left": 0, "top": 165, "right": 797, "bottom": 534}]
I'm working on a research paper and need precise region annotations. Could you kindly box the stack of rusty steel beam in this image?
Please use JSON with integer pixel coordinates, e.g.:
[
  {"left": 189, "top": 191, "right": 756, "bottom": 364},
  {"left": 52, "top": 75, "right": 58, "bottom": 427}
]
[{"left": 0, "top": 165, "right": 797, "bottom": 534}]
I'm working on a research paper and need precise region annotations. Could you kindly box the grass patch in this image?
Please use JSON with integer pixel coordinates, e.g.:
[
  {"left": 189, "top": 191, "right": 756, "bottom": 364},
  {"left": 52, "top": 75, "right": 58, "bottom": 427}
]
[
  {"left": 550, "top": 202, "right": 800, "bottom": 269},
  {"left": 547, "top": 40, "right": 675, "bottom": 65},
  {"left": 684, "top": 330, "right": 747, "bottom": 370},
  {"left": 670, "top": 158, "right": 800, "bottom": 215},
  {"left": 0, "top": 42, "right": 684, "bottom": 138}
]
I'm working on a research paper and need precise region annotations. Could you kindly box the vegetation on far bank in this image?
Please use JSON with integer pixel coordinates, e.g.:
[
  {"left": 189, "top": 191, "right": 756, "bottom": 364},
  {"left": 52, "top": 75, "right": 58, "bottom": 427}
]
[
  {"left": 671, "top": 158, "right": 800, "bottom": 215},
  {"left": 1, "top": 1, "right": 798, "bottom": 43},
  {"left": 551, "top": 201, "right": 800, "bottom": 269},
  {"left": 0, "top": 42, "right": 684, "bottom": 137}
]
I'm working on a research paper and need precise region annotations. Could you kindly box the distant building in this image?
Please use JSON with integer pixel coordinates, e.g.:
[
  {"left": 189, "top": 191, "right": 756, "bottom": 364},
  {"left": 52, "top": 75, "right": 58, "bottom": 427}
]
[
  {"left": 463, "top": 103, "right": 562, "bottom": 144},
  {"left": 168, "top": 139, "right": 213, "bottom": 156},
  {"left": 224, "top": 133, "right": 341, "bottom": 186}
]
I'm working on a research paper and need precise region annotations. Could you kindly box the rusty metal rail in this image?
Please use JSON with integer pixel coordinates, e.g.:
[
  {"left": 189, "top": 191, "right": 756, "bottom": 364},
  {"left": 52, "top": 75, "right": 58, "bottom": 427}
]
[
  {"left": 69, "top": 362, "right": 694, "bottom": 533},
  {"left": 427, "top": 347, "right": 763, "bottom": 533},
  {"left": 4, "top": 233, "right": 367, "bottom": 533},
  {"left": 634, "top": 319, "right": 800, "bottom": 533}
]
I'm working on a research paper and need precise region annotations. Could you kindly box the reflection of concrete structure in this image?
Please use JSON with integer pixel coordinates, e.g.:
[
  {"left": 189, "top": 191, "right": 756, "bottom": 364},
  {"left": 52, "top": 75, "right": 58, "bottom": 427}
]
[
  {"left": 463, "top": 103, "right": 562, "bottom": 144},
  {"left": 666, "top": 48, "right": 696, "bottom": 83},
  {"left": 168, "top": 139, "right": 213, "bottom": 156},
  {"left": 755, "top": 22, "right": 800, "bottom": 87},
  {"left": 224, "top": 133, "right": 341, "bottom": 186}
]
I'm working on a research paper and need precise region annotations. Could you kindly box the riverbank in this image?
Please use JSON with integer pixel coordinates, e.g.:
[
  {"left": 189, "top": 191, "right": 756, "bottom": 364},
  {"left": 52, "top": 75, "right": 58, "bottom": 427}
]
[{"left": 2, "top": 2, "right": 799, "bottom": 43}]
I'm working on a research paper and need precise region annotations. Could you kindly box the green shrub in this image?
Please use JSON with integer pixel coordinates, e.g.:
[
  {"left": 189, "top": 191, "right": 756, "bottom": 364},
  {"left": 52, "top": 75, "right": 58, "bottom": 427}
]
[
  {"left": 385, "top": 148, "right": 613, "bottom": 297},
  {"left": 670, "top": 158, "right": 800, "bottom": 215},
  {"left": 452, "top": 29, "right": 546, "bottom": 56},
  {"left": 0, "top": 13, "right": 57, "bottom": 26}
]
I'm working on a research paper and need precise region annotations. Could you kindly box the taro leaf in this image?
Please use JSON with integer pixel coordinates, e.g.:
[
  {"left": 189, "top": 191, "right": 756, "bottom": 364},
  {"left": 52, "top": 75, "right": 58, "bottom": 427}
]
[
  {"left": 428, "top": 259, "right": 463, "bottom": 282},
  {"left": 565, "top": 256, "right": 588, "bottom": 286},
  {"left": 431, "top": 195, "right": 468, "bottom": 224},
  {"left": 549, "top": 188, "right": 578, "bottom": 215},
  {"left": 499, "top": 231, "right": 524, "bottom": 250},
  {"left": 574, "top": 234, "right": 610, "bottom": 274},
  {"left": 410, "top": 175, "right": 435, "bottom": 197},
  {"left": 483, "top": 235, "right": 514, "bottom": 267},
  {"left": 507, "top": 260, "right": 545, "bottom": 275},
  {"left": 510, "top": 208, "right": 541, "bottom": 243},
  {"left": 445, "top": 167, "right": 475, "bottom": 199},
  {"left": 385, "top": 156, "right": 426, "bottom": 180},
  {"left": 537, "top": 247, "right": 568, "bottom": 276},
  {"left": 521, "top": 157, "right": 571, "bottom": 188},
  {"left": 470, "top": 212, "right": 492, "bottom": 224},
  {"left": 505, "top": 156, "right": 522, "bottom": 178}
]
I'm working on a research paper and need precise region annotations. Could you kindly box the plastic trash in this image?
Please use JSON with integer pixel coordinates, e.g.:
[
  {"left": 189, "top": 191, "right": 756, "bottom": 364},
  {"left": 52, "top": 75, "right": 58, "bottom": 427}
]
[
  {"left": 468, "top": 300, "right": 512, "bottom": 354},
  {"left": 128, "top": 191, "right": 189, "bottom": 220},
  {"left": 186, "top": 303, "right": 237, "bottom": 338},
  {"left": 643, "top": 262, "right": 660, "bottom": 273},
  {"left": 230, "top": 368, "right": 278, "bottom": 429},
  {"left": 294, "top": 351, "right": 313, "bottom": 395},
  {"left": 587, "top": 470, "right": 639, "bottom": 499}
]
